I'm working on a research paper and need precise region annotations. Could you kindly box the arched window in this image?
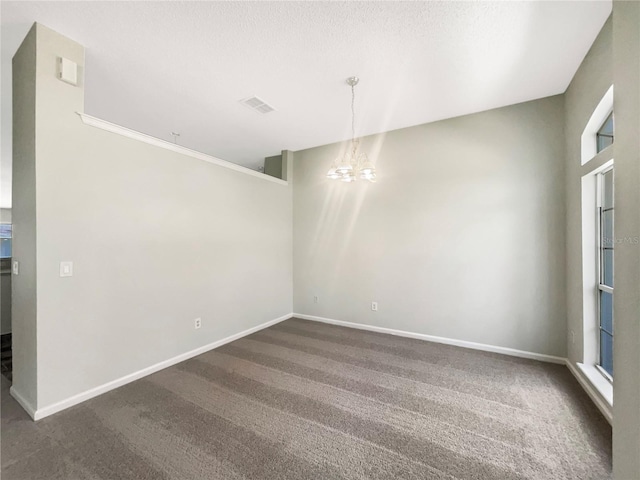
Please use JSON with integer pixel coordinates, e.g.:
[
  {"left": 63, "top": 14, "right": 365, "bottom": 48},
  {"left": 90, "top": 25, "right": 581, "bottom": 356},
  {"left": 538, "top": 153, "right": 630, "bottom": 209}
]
[
  {"left": 581, "top": 85, "right": 614, "bottom": 164},
  {"left": 596, "top": 112, "right": 614, "bottom": 153}
]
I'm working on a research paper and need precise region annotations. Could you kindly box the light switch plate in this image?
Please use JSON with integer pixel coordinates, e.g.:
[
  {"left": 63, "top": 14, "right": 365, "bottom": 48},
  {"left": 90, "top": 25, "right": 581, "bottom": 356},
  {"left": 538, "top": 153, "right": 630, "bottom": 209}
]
[
  {"left": 12, "top": 260, "right": 19, "bottom": 275},
  {"left": 57, "top": 57, "right": 78, "bottom": 86},
  {"left": 60, "top": 261, "right": 73, "bottom": 277}
]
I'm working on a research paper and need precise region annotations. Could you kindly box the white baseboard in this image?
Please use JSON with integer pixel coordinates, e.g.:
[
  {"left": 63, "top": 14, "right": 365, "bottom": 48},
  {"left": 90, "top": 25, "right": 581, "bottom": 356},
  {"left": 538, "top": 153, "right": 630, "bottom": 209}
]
[
  {"left": 293, "top": 313, "right": 567, "bottom": 364},
  {"left": 32, "top": 313, "right": 293, "bottom": 421},
  {"left": 565, "top": 359, "right": 613, "bottom": 424},
  {"left": 10, "top": 386, "right": 37, "bottom": 419}
]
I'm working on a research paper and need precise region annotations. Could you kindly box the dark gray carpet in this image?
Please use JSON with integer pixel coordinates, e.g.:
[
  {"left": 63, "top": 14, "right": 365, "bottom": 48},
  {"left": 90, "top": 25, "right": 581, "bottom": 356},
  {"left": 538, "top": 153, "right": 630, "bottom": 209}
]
[{"left": 1, "top": 318, "right": 612, "bottom": 479}]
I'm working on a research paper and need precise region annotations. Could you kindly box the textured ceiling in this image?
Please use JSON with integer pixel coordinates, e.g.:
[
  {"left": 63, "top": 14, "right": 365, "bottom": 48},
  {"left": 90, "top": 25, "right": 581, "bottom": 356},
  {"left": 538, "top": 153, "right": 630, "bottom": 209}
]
[{"left": 1, "top": 1, "right": 611, "bottom": 206}]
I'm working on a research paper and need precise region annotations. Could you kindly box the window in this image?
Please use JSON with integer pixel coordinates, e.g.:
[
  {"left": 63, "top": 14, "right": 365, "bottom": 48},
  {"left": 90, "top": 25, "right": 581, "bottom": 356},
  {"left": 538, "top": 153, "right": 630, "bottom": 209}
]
[
  {"left": 597, "top": 168, "right": 614, "bottom": 379},
  {"left": 577, "top": 91, "right": 615, "bottom": 415},
  {"left": 581, "top": 85, "right": 613, "bottom": 165},
  {"left": 0, "top": 224, "right": 11, "bottom": 258},
  {"left": 596, "top": 112, "right": 614, "bottom": 153}
]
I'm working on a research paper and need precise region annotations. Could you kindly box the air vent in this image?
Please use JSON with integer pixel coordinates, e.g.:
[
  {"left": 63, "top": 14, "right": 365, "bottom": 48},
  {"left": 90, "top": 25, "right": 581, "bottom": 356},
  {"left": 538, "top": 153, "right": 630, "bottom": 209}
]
[{"left": 240, "top": 96, "right": 275, "bottom": 114}]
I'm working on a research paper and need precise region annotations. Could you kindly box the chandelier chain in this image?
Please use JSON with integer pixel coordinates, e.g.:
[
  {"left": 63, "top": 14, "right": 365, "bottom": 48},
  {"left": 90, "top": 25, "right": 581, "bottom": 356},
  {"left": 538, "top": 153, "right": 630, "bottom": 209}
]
[{"left": 351, "top": 83, "right": 356, "bottom": 141}]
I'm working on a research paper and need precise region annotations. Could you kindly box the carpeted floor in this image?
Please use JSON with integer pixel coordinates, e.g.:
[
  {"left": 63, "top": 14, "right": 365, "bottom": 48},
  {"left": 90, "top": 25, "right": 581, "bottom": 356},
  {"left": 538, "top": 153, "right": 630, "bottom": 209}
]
[{"left": 1, "top": 318, "right": 611, "bottom": 479}]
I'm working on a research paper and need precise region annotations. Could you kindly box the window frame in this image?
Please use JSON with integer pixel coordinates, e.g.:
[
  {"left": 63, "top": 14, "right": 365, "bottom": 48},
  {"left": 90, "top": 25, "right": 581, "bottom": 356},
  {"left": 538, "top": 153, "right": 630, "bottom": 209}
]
[
  {"left": 581, "top": 85, "right": 614, "bottom": 165},
  {"left": 596, "top": 166, "right": 614, "bottom": 382}
]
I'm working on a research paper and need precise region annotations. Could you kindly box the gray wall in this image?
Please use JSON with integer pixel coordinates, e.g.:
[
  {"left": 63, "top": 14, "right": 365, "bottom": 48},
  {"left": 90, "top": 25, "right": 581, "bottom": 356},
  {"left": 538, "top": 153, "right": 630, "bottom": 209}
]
[
  {"left": 264, "top": 154, "right": 283, "bottom": 180},
  {"left": 612, "top": 1, "right": 640, "bottom": 476},
  {"left": 11, "top": 24, "right": 38, "bottom": 407},
  {"left": 293, "top": 96, "right": 567, "bottom": 357},
  {"left": 13, "top": 24, "right": 293, "bottom": 411},
  {"left": 564, "top": 17, "right": 613, "bottom": 400}
]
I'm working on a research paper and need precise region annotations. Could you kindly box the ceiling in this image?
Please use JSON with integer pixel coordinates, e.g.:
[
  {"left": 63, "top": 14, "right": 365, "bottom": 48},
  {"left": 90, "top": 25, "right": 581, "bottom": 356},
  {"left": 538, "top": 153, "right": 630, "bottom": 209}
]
[{"left": 1, "top": 1, "right": 611, "bottom": 206}]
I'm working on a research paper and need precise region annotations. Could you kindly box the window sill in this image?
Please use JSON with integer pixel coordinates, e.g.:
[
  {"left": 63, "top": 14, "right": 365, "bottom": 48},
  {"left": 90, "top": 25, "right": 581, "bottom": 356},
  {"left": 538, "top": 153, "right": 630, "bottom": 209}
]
[{"left": 577, "top": 362, "right": 613, "bottom": 408}]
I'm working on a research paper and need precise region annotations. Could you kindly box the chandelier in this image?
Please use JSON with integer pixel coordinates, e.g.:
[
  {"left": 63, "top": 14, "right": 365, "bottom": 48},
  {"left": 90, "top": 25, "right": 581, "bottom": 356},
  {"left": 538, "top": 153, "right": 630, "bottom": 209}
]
[{"left": 326, "top": 77, "right": 377, "bottom": 183}]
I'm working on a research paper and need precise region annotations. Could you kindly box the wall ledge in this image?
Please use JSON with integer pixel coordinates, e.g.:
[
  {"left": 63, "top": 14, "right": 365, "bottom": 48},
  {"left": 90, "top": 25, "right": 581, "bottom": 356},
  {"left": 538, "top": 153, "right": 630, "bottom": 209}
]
[{"left": 77, "top": 113, "right": 288, "bottom": 186}]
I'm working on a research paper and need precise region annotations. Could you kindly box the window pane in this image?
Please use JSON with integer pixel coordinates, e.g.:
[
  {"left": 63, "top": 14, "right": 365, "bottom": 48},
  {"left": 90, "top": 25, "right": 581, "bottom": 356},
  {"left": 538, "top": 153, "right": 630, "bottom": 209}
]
[
  {"left": 603, "top": 170, "right": 614, "bottom": 209},
  {"left": 596, "top": 114, "right": 614, "bottom": 153},
  {"left": 602, "top": 248, "right": 614, "bottom": 287},
  {"left": 0, "top": 224, "right": 10, "bottom": 238},
  {"left": 0, "top": 238, "right": 10, "bottom": 258},
  {"left": 600, "top": 290, "right": 613, "bottom": 334},
  {"left": 0, "top": 225, "right": 11, "bottom": 258},
  {"left": 600, "top": 331, "right": 613, "bottom": 377},
  {"left": 597, "top": 134, "right": 613, "bottom": 153},
  {"left": 602, "top": 209, "right": 614, "bottom": 248},
  {"left": 599, "top": 113, "right": 614, "bottom": 136}
]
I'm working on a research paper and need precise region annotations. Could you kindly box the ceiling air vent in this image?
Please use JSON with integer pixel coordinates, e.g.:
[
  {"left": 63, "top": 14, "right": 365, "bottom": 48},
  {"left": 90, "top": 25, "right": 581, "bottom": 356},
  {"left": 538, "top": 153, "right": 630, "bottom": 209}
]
[{"left": 240, "top": 96, "right": 275, "bottom": 114}]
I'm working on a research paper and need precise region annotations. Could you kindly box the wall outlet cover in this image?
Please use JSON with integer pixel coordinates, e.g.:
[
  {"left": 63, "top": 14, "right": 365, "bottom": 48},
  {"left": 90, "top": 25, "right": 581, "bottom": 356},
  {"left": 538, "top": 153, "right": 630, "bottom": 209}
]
[{"left": 60, "top": 261, "right": 73, "bottom": 277}]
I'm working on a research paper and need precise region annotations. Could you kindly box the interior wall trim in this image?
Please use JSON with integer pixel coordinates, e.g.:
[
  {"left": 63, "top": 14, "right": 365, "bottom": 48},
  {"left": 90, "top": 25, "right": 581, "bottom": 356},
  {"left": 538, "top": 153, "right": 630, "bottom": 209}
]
[
  {"left": 9, "top": 386, "right": 36, "bottom": 419},
  {"left": 77, "top": 113, "right": 288, "bottom": 186},
  {"left": 29, "top": 313, "right": 293, "bottom": 421},
  {"left": 293, "top": 313, "right": 567, "bottom": 364},
  {"left": 565, "top": 359, "right": 613, "bottom": 424}
]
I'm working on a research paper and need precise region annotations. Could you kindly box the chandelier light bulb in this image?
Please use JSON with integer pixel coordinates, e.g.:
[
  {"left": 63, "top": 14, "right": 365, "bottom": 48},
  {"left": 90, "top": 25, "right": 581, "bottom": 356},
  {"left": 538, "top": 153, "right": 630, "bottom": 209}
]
[
  {"left": 359, "top": 157, "right": 376, "bottom": 176},
  {"left": 341, "top": 171, "right": 356, "bottom": 182},
  {"left": 326, "top": 167, "right": 341, "bottom": 179},
  {"left": 336, "top": 158, "right": 354, "bottom": 174}
]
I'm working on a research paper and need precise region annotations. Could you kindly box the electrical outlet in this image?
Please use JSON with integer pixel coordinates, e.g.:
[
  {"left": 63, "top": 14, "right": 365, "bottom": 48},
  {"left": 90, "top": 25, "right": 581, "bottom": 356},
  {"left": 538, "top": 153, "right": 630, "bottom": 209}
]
[
  {"left": 60, "top": 261, "right": 73, "bottom": 277},
  {"left": 371, "top": 302, "right": 378, "bottom": 311},
  {"left": 194, "top": 318, "right": 202, "bottom": 329},
  {"left": 314, "top": 295, "right": 319, "bottom": 304}
]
